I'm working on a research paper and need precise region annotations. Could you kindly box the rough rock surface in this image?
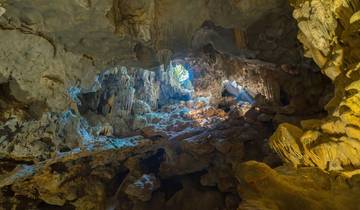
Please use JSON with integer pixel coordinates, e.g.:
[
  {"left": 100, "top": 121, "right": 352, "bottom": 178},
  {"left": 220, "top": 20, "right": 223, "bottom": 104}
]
[
  {"left": 269, "top": 0, "right": 360, "bottom": 171},
  {"left": 0, "top": 0, "right": 301, "bottom": 112},
  {"left": 0, "top": 94, "right": 275, "bottom": 209},
  {"left": 236, "top": 161, "right": 360, "bottom": 210}
]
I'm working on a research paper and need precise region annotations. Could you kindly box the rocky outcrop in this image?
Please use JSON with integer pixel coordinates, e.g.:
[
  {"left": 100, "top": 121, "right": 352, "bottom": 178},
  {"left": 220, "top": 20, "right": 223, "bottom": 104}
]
[
  {"left": 269, "top": 0, "right": 360, "bottom": 171},
  {"left": 235, "top": 161, "right": 360, "bottom": 210},
  {"left": 193, "top": 52, "right": 331, "bottom": 118},
  {"left": 0, "top": 30, "right": 97, "bottom": 112}
]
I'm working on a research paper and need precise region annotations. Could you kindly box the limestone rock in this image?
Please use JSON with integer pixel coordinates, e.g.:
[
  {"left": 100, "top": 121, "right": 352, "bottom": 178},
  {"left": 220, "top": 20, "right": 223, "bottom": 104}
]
[
  {"left": 133, "top": 100, "right": 152, "bottom": 115},
  {"left": 269, "top": 123, "right": 304, "bottom": 167},
  {"left": 0, "top": 7, "right": 5, "bottom": 17},
  {"left": 235, "top": 161, "right": 360, "bottom": 210},
  {"left": 269, "top": 0, "right": 360, "bottom": 171},
  {"left": 0, "top": 30, "right": 96, "bottom": 112},
  {"left": 124, "top": 174, "right": 160, "bottom": 202}
]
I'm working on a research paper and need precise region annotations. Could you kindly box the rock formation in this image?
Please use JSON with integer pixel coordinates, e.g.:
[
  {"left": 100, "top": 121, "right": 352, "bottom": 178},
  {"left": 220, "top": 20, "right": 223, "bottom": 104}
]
[{"left": 270, "top": 0, "right": 360, "bottom": 171}]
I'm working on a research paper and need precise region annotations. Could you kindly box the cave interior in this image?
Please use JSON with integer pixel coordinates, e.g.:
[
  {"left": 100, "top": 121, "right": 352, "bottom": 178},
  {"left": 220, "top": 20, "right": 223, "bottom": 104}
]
[{"left": 0, "top": 0, "right": 360, "bottom": 210}]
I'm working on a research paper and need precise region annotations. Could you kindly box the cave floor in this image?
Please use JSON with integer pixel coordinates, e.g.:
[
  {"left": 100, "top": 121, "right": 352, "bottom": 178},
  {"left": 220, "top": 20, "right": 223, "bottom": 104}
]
[
  {"left": 1, "top": 88, "right": 360, "bottom": 210},
  {"left": 0, "top": 97, "right": 280, "bottom": 210}
]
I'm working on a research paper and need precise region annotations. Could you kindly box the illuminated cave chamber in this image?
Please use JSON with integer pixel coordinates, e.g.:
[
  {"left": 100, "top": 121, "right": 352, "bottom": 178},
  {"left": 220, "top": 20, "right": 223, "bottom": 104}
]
[
  {"left": 0, "top": 36, "right": 336, "bottom": 210},
  {"left": 70, "top": 44, "right": 332, "bottom": 144},
  {"left": 75, "top": 61, "right": 198, "bottom": 137},
  {"left": 3, "top": 0, "right": 358, "bottom": 209}
]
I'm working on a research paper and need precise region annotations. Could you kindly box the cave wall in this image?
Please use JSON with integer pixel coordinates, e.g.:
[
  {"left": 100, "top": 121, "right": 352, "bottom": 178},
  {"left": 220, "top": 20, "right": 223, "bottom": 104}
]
[{"left": 270, "top": 0, "right": 360, "bottom": 171}]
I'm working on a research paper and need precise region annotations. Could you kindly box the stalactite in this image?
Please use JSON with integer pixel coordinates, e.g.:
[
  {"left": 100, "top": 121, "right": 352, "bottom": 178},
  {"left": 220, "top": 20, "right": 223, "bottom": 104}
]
[
  {"left": 112, "top": 67, "right": 136, "bottom": 117},
  {"left": 260, "top": 74, "right": 280, "bottom": 104}
]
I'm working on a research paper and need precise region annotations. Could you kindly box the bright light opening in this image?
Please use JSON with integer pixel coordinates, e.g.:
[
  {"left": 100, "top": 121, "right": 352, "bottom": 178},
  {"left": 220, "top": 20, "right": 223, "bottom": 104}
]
[
  {"left": 167, "top": 62, "right": 194, "bottom": 101},
  {"left": 173, "top": 64, "right": 190, "bottom": 83}
]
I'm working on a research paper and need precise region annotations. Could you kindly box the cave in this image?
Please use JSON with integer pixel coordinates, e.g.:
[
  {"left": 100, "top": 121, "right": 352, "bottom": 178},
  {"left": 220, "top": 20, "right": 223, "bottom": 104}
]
[{"left": 0, "top": 0, "right": 360, "bottom": 210}]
